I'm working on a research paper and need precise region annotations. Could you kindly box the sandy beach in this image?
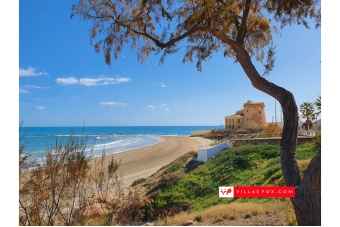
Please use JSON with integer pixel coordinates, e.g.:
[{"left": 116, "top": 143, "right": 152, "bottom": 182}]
[{"left": 90, "top": 136, "right": 212, "bottom": 186}]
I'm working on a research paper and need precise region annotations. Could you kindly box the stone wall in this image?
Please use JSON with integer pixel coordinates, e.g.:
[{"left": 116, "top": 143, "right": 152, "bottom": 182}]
[{"left": 230, "top": 136, "right": 315, "bottom": 147}]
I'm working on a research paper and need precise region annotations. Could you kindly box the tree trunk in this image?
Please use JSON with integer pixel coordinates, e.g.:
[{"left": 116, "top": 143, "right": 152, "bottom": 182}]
[
  {"left": 292, "top": 153, "right": 321, "bottom": 225},
  {"left": 235, "top": 47, "right": 321, "bottom": 225}
]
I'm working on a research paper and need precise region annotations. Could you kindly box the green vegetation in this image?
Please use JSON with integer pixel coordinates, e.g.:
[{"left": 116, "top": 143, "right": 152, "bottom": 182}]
[
  {"left": 146, "top": 143, "right": 320, "bottom": 213},
  {"left": 299, "top": 96, "right": 321, "bottom": 130},
  {"left": 131, "top": 178, "right": 147, "bottom": 186},
  {"left": 314, "top": 131, "right": 321, "bottom": 149}
]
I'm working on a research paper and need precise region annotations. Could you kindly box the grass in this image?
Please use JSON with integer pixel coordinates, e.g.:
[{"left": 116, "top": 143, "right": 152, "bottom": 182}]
[
  {"left": 154, "top": 202, "right": 285, "bottom": 226},
  {"left": 146, "top": 142, "right": 320, "bottom": 218}
]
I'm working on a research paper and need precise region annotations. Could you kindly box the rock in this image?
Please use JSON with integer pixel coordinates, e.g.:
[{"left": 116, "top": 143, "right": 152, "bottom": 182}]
[{"left": 186, "top": 220, "right": 194, "bottom": 225}]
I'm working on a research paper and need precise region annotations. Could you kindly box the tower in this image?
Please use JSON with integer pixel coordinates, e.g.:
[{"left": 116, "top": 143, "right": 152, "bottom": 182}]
[{"left": 243, "top": 100, "right": 266, "bottom": 129}]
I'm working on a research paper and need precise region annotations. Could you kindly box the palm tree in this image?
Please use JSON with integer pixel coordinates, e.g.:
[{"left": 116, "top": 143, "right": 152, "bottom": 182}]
[
  {"left": 314, "top": 95, "right": 321, "bottom": 114},
  {"left": 300, "top": 102, "right": 315, "bottom": 130},
  {"left": 314, "top": 95, "right": 321, "bottom": 130}
]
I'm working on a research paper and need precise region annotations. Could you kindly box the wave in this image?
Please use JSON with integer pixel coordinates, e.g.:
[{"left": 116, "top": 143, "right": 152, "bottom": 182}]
[{"left": 21, "top": 134, "right": 164, "bottom": 160}]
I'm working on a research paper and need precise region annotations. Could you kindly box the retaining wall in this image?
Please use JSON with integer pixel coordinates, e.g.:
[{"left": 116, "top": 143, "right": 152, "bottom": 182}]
[
  {"left": 230, "top": 136, "right": 315, "bottom": 147},
  {"left": 197, "top": 141, "right": 232, "bottom": 163}
]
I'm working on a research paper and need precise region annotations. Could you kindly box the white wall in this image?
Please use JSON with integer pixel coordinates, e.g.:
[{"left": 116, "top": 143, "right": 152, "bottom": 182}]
[{"left": 197, "top": 141, "right": 232, "bottom": 163}]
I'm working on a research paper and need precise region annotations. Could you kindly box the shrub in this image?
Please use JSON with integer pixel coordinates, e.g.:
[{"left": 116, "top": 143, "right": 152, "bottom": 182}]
[
  {"left": 229, "top": 215, "right": 236, "bottom": 220},
  {"left": 164, "top": 162, "right": 182, "bottom": 174},
  {"left": 260, "top": 123, "right": 282, "bottom": 138},
  {"left": 213, "top": 217, "right": 223, "bottom": 223},
  {"left": 314, "top": 131, "right": 321, "bottom": 148},
  {"left": 19, "top": 131, "right": 94, "bottom": 225},
  {"left": 19, "top": 128, "right": 147, "bottom": 226},
  {"left": 158, "top": 172, "right": 183, "bottom": 189},
  {"left": 131, "top": 178, "right": 147, "bottom": 186},
  {"left": 194, "top": 214, "right": 203, "bottom": 222},
  {"left": 244, "top": 214, "right": 252, "bottom": 219}
]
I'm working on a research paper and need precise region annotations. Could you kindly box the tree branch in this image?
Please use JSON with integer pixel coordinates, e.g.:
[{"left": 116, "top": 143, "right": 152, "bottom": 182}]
[
  {"left": 210, "top": 31, "right": 240, "bottom": 50},
  {"left": 118, "top": 22, "right": 209, "bottom": 49},
  {"left": 236, "top": 0, "right": 252, "bottom": 44}
]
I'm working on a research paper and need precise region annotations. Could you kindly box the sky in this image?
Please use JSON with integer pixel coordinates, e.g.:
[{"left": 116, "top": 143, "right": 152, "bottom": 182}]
[{"left": 17, "top": 0, "right": 321, "bottom": 127}]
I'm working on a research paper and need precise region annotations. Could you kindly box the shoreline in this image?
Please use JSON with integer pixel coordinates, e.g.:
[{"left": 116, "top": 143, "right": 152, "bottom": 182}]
[
  {"left": 89, "top": 136, "right": 212, "bottom": 186},
  {"left": 89, "top": 134, "right": 211, "bottom": 159}
]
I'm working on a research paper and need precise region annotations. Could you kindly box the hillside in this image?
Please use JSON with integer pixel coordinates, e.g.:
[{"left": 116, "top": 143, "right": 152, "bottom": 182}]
[{"left": 133, "top": 142, "right": 320, "bottom": 225}]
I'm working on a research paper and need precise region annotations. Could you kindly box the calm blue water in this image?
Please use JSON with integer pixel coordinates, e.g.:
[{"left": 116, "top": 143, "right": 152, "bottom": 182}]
[{"left": 20, "top": 126, "right": 222, "bottom": 160}]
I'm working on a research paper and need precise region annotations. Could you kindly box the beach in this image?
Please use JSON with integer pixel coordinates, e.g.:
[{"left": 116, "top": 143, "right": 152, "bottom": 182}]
[{"left": 90, "top": 136, "right": 212, "bottom": 186}]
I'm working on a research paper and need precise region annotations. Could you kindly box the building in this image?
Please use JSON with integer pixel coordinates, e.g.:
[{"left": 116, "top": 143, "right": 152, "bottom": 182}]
[{"left": 225, "top": 100, "right": 266, "bottom": 130}]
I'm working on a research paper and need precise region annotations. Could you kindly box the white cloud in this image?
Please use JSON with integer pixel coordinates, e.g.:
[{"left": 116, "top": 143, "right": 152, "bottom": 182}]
[
  {"left": 99, "top": 101, "right": 126, "bottom": 106},
  {"left": 165, "top": 108, "right": 170, "bottom": 111},
  {"left": 55, "top": 77, "right": 78, "bottom": 85},
  {"left": 19, "top": 88, "right": 29, "bottom": 93},
  {"left": 190, "top": 108, "right": 195, "bottom": 111},
  {"left": 158, "top": 82, "right": 169, "bottom": 88},
  {"left": 56, "top": 76, "right": 131, "bottom": 86},
  {"left": 35, "top": 106, "right": 45, "bottom": 110},
  {"left": 115, "top": 77, "right": 131, "bottom": 83},
  {"left": 25, "top": 85, "right": 50, "bottom": 89},
  {"left": 148, "top": 105, "right": 155, "bottom": 109},
  {"left": 19, "top": 67, "right": 48, "bottom": 77}
]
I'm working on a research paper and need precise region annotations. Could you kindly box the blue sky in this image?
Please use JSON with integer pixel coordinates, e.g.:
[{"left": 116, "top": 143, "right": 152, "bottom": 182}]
[{"left": 18, "top": 0, "right": 321, "bottom": 126}]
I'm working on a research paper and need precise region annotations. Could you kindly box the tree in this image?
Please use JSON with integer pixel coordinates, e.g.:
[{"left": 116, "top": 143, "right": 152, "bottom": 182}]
[
  {"left": 300, "top": 101, "right": 316, "bottom": 130},
  {"left": 71, "top": 0, "right": 321, "bottom": 225},
  {"left": 314, "top": 95, "right": 321, "bottom": 130},
  {"left": 314, "top": 95, "right": 321, "bottom": 114}
]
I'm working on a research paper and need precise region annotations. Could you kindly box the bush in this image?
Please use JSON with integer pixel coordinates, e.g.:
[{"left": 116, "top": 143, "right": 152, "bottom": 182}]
[
  {"left": 19, "top": 128, "right": 147, "bottom": 226},
  {"left": 314, "top": 131, "right": 321, "bottom": 148},
  {"left": 158, "top": 172, "right": 184, "bottom": 189},
  {"left": 131, "top": 178, "right": 147, "bottom": 186},
  {"left": 19, "top": 131, "right": 94, "bottom": 225},
  {"left": 260, "top": 123, "right": 282, "bottom": 137},
  {"left": 244, "top": 214, "right": 252, "bottom": 219},
  {"left": 194, "top": 214, "right": 203, "bottom": 222}
]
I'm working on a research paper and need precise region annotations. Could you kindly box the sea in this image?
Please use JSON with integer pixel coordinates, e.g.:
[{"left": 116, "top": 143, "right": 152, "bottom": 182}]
[{"left": 19, "top": 126, "right": 223, "bottom": 161}]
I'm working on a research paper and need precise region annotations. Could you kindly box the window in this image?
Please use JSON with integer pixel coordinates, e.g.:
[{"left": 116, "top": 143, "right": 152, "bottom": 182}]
[
  {"left": 238, "top": 119, "right": 240, "bottom": 123},
  {"left": 232, "top": 119, "right": 234, "bottom": 123},
  {"left": 259, "top": 111, "right": 261, "bottom": 115},
  {"left": 247, "top": 118, "right": 249, "bottom": 121}
]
